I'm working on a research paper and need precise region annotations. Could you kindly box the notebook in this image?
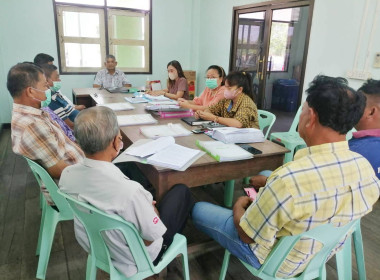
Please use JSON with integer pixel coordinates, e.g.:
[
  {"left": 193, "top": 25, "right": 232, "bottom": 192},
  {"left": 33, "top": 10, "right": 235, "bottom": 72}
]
[
  {"left": 117, "top": 114, "right": 157, "bottom": 126},
  {"left": 196, "top": 140, "right": 253, "bottom": 162},
  {"left": 97, "top": 102, "right": 135, "bottom": 111},
  {"left": 140, "top": 123, "right": 192, "bottom": 139},
  {"left": 181, "top": 117, "right": 211, "bottom": 126},
  {"left": 117, "top": 136, "right": 204, "bottom": 171},
  {"left": 211, "top": 127, "right": 265, "bottom": 144}
]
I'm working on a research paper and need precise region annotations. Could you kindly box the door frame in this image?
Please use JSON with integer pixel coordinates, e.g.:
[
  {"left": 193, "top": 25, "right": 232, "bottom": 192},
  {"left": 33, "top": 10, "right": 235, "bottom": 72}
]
[{"left": 229, "top": 0, "right": 315, "bottom": 109}]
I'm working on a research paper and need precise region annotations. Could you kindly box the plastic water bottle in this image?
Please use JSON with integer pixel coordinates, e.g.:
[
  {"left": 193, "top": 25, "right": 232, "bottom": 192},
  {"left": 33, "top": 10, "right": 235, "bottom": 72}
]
[{"left": 145, "top": 76, "right": 151, "bottom": 91}]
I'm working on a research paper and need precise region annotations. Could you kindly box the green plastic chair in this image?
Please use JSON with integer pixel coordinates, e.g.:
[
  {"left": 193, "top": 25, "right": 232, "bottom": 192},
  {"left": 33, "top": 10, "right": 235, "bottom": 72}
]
[
  {"left": 346, "top": 127, "right": 357, "bottom": 141},
  {"left": 58, "top": 190, "right": 190, "bottom": 280},
  {"left": 269, "top": 105, "right": 306, "bottom": 163},
  {"left": 219, "top": 219, "right": 366, "bottom": 280},
  {"left": 258, "top": 110, "right": 277, "bottom": 139},
  {"left": 23, "top": 157, "right": 74, "bottom": 280}
]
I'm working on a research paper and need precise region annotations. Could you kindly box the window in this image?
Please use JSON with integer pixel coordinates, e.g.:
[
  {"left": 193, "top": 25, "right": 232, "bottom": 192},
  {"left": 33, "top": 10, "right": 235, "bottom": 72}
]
[
  {"left": 267, "top": 8, "right": 299, "bottom": 72},
  {"left": 54, "top": 0, "right": 151, "bottom": 74}
]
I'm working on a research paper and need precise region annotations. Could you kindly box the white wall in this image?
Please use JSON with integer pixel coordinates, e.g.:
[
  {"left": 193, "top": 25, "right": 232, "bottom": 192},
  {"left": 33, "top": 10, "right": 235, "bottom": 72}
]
[{"left": 1, "top": 0, "right": 380, "bottom": 125}]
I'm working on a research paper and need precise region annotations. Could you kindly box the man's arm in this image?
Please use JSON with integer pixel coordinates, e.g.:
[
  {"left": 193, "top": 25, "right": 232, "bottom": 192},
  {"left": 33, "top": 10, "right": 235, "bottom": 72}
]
[
  {"left": 233, "top": 196, "right": 255, "bottom": 244},
  {"left": 46, "top": 160, "right": 69, "bottom": 179}
]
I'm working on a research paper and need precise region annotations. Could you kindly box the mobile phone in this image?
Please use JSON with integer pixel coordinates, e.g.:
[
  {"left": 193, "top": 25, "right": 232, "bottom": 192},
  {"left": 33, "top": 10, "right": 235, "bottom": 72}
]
[
  {"left": 192, "top": 129, "right": 205, "bottom": 134},
  {"left": 238, "top": 144, "right": 262, "bottom": 155},
  {"left": 243, "top": 187, "right": 257, "bottom": 200}
]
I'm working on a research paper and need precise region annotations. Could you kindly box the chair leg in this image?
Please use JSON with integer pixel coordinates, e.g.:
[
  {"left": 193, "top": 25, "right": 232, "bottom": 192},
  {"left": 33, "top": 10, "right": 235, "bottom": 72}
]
[
  {"left": 336, "top": 235, "right": 352, "bottom": 280},
  {"left": 86, "top": 255, "right": 97, "bottom": 280},
  {"left": 219, "top": 250, "right": 231, "bottom": 280},
  {"left": 353, "top": 224, "right": 367, "bottom": 280},
  {"left": 243, "top": 177, "right": 250, "bottom": 185},
  {"left": 224, "top": 180, "right": 235, "bottom": 208},
  {"left": 36, "top": 208, "right": 59, "bottom": 280},
  {"left": 180, "top": 252, "right": 190, "bottom": 280},
  {"left": 36, "top": 200, "right": 47, "bottom": 256}
]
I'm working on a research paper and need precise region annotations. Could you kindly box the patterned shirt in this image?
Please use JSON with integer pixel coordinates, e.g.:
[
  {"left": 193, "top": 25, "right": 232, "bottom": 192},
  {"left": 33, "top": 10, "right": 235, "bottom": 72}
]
[
  {"left": 94, "top": 69, "right": 130, "bottom": 88},
  {"left": 240, "top": 141, "right": 380, "bottom": 278},
  {"left": 209, "top": 93, "right": 259, "bottom": 128},
  {"left": 11, "top": 103, "right": 84, "bottom": 169},
  {"left": 48, "top": 90, "right": 79, "bottom": 122},
  {"left": 41, "top": 107, "right": 76, "bottom": 142}
]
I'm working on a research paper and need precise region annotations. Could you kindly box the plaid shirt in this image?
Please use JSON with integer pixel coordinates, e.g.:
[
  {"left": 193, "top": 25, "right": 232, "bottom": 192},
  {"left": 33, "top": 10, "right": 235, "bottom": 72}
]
[
  {"left": 208, "top": 94, "right": 259, "bottom": 128},
  {"left": 94, "top": 69, "right": 130, "bottom": 88},
  {"left": 240, "top": 141, "right": 380, "bottom": 278},
  {"left": 11, "top": 103, "right": 84, "bottom": 169}
]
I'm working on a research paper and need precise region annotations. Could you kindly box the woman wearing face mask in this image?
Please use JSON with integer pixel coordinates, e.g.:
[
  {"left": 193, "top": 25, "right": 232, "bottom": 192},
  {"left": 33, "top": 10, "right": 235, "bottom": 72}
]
[
  {"left": 147, "top": 60, "right": 188, "bottom": 100},
  {"left": 195, "top": 71, "right": 259, "bottom": 128},
  {"left": 178, "top": 65, "right": 226, "bottom": 110}
]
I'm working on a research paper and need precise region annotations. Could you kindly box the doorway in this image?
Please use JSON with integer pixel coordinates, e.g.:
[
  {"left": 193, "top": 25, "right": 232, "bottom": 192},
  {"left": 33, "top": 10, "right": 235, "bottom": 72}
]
[{"left": 230, "top": 1, "right": 314, "bottom": 130}]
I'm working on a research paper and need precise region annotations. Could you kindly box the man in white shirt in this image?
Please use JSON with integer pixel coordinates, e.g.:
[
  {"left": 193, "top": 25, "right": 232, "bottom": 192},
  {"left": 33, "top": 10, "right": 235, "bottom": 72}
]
[
  {"left": 93, "top": 55, "right": 131, "bottom": 88},
  {"left": 59, "top": 106, "right": 193, "bottom": 277}
]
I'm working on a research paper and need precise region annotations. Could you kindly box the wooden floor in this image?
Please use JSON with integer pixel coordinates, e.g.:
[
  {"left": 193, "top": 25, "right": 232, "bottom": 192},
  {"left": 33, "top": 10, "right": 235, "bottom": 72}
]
[{"left": 1, "top": 127, "right": 380, "bottom": 280}]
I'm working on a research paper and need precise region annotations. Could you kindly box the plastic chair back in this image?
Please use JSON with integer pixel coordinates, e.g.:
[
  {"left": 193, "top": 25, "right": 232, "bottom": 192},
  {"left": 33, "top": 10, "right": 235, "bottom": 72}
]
[
  {"left": 24, "top": 157, "right": 73, "bottom": 217},
  {"left": 288, "top": 105, "right": 303, "bottom": 133},
  {"left": 59, "top": 191, "right": 189, "bottom": 280},
  {"left": 220, "top": 219, "right": 362, "bottom": 280},
  {"left": 258, "top": 110, "right": 276, "bottom": 139}
]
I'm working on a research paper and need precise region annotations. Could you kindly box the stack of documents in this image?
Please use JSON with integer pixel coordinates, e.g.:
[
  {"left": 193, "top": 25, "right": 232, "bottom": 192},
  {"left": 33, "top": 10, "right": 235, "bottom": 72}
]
[
  {"left": 140, "top": 123, "right": 192, "bottom": 139},
  {"left": 125, "top": 96, "right": 149, "bottom": 104},
  {"left": 117, "top": 136, "right": 204, "bottom": 171},
  {"left": 143, "top": 94, "right": 171, "bottom": 101},
  {"left": 97, "top": 102, "right": 135, "bottom": 111},
  {"left": 196, "top": 140, "right": 253, "bottom": 162},
  {"left": 117, "top": 114, "right": 157, "bottom": 126},
  {"left": 211, "top": 127, "right": 265, "bottom": 144}
]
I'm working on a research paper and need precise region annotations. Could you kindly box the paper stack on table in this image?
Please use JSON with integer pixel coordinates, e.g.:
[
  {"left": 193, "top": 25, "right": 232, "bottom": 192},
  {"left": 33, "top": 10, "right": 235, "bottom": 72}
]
[
  {"left": 211, "top": 127, "right": 265, "bottom": 144},
  {"left": 115, "top": 136, "right": 204, "bottom": 171},
  {"left": 117, "top": 114, "right": 157, "bottom": 126},
  {"left": 97, "top": 102, "right": 135, "bottom": 111},
  {"left": 196, "top": 140, "right": 253, "bottom": 162},
  {"left": 140, "top": 123, "right": 192, "bottom": 139}
]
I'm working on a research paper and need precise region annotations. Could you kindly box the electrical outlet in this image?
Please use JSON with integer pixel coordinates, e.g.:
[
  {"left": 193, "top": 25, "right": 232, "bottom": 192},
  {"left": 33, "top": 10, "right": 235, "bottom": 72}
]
[
  {"left": 346, "top": 70, "right": 372, "bottom": 80},
  {"left": 374, "top": 52, "right": 380, "bottom": 68}
]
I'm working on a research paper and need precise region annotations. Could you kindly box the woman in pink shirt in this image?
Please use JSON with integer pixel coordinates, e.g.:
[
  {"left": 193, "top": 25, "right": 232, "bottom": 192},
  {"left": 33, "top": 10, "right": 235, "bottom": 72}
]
[{"left": 178, "top": 65, "right": 226, "bottom": 110}]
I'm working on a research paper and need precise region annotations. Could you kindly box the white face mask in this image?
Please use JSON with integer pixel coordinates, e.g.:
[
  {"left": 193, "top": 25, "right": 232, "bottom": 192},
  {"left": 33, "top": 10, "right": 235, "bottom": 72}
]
[
  {"left": 224, "top": 88, "right": 237, "bottom": 99},
  {"left": 168, "top": 72, "right": 178, "bottom": 81}
]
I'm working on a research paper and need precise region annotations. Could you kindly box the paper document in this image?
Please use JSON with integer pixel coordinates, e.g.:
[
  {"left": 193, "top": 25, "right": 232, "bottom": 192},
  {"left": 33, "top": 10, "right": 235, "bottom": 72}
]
[
  {"left": 125, "top": 96, "right": 149, "bottom": 104},
  {"left": 97, "top": 102, "right": 135, "bottom": 111},
  {"left": 118, "top": 136, "right": 205, "bottom": 171},
  {"left": 143, "top": 94, "right": 171, "bottom": 101},
  {"left": 196, "top": 140, "right": 253, "bottom": 162},
  {"left": 212, "top": 127, "right": 265, "bottom": 144},
  {"left": 117, "top": 114, "right": 157, "bottom": 126},
  {"left": 140, "top": 123, "right": 192, "bottom": 139}
]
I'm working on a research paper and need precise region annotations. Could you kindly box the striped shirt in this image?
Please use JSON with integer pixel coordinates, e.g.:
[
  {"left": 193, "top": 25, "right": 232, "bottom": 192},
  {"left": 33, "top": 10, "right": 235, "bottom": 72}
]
[
  {"left": 48, "top": 91, "right": 79, "bottom": 122},
  {"left": 11, "top": 103, "right": 84, "bottom": 169},
  {"left": 240, "top": 141, "right": 380, "bottom": 278},
  {"left": 94, "top": 69, "right": 130, "bottom": 88},
  {"left": 209, "top": 93, "right": 259, "bottom": 128}
]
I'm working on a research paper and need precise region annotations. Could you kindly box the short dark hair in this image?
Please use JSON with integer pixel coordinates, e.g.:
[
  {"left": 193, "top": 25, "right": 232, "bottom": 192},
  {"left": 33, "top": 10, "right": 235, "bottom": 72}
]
[
  {"left": 34, "top": 53, "right": 54, "bottom": 65},
  {"left": 167, "top": 60, "right": 186, "bottom": 88},
  {"left": 207, "top": 65, "right": 226, "bottom": 86},
  {"left": 40, "top": 64, "right": 58, "bottom": 79},
  {"left": 358, "top": 79, "right": 380, "bottom": 96},
  {"left": 225, "top": 71, "right": 255, "bottom": 101},
  {"left": 7, "top": 63, "right": 44, "bottom": 98},
  {"left": 105, "top": 54, "right": 116, "bottom": 61},
  {"left": 306, "top": 75, "right": 366, "bottom": 134}
]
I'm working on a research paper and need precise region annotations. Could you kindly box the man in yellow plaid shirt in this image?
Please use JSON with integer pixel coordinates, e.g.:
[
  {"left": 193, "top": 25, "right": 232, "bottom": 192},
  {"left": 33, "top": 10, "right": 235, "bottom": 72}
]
[{"left": 192, "top": 75, "right": 380, "bottom": 278}]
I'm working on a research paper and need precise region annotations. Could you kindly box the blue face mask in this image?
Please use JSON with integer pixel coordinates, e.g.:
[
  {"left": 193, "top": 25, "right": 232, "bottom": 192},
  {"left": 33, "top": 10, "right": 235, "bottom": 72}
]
[
  {"left": 51, "top": 81, "right": 62, "bottom": 92},
  {"left": 206, "top": 78, "right": 218, "bottom": 89},
  {"left": 32, "top": 88, "right": 52, "bottom": 107}
]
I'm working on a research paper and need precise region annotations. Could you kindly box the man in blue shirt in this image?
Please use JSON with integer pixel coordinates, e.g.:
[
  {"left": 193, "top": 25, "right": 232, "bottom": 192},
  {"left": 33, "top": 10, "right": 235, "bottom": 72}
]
[{"left": 349, "top": 79, "right": 380, "bottom": 179}]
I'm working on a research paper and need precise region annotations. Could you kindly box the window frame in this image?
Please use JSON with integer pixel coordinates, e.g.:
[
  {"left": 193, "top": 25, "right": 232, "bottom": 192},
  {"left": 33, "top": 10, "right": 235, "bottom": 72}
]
[{"left": 53, "top": 0, "right": 152, "bottom": 75}]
